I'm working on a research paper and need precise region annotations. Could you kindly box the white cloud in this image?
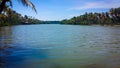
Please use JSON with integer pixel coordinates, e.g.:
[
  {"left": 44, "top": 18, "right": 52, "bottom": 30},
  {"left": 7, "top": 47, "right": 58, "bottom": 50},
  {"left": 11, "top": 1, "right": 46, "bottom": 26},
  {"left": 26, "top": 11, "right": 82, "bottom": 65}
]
[{"left": 69, "top": 0, "right": 120, "bottom": 10}]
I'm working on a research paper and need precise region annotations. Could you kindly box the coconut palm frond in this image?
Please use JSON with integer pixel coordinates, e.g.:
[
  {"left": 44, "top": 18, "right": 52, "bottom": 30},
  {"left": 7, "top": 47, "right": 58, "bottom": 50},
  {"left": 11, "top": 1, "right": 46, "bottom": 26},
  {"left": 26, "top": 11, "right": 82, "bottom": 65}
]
[{"left": 20, "top": 0, "right": 37, "bottom": 13}]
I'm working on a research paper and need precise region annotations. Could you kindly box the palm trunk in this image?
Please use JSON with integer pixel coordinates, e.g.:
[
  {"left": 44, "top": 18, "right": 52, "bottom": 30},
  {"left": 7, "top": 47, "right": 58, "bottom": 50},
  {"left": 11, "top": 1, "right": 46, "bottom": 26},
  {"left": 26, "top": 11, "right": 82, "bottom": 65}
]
[{"left": 0, "top": 0, "right": 7, "bottom": 14}]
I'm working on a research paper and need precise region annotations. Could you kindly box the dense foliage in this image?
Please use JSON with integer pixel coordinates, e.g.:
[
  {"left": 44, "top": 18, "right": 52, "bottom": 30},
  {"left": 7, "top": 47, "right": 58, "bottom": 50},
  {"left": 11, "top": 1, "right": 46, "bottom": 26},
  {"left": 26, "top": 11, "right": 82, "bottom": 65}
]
[
  {"left": 61, "top": 7, "right": 120, "bottom": 25},
  {"left": 42, "top": 21, "right": 60, "bottom": 24},
  {"left": 0, "top": 8, "right": 41, "bottom": 26},
  {"left": 0, "top": 0, "right": 40, "bottom": 26}
]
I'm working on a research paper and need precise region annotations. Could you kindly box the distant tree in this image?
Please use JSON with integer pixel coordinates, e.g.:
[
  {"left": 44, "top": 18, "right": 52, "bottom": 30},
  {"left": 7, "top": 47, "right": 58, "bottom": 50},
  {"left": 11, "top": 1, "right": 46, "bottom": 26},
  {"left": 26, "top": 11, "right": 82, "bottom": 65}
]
[{"left": 60, "top": 7, "right": 120, "bottom": 25}]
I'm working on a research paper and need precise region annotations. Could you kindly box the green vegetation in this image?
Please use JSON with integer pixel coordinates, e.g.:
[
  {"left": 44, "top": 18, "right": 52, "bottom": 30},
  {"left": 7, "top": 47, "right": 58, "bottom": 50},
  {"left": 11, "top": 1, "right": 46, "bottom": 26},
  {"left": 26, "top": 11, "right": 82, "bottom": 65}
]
[
  {"left": 0, "top": 8, "right": 41, "bottom": 26},
  {"left": 0, "top": 0, "right": 120, "bottom": 27},
  {"left": 0, "top": 0, "right": 40, "bottom": 26},
  {"left": 61, "top": 7, "right": 120, "bottom": 25},
  {"left": 42, "top": 21, "right": 60, "bottom": 24}
]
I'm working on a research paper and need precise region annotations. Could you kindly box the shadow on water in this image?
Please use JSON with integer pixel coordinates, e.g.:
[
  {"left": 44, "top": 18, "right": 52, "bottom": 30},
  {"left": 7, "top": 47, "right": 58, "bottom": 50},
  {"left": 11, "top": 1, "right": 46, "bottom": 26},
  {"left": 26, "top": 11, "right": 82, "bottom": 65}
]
[
  {"left": 0, "top": 26, "right": 13, "bottom": 68},
  {"left": 0, "top": 27, "right": 48, "bottom": 68},
  {"left": 0, "top": 44, "right": 51, "bottom": 68},
  {"left": 0, "top": 27, "right": 20, "bottom": 68},
  {"left": 0, "top": 46, "right": 52, "bottom": 68},
  {"left": 0, "top": 26, "right": 61, "bottom": 68}
]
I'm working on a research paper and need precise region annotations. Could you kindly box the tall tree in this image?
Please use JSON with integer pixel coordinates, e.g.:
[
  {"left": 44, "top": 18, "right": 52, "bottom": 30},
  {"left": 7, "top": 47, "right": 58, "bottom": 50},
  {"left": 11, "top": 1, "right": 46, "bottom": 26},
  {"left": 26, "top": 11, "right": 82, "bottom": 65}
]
[{"left": 0, "top": 0, "right": 36, "bottom": 14}]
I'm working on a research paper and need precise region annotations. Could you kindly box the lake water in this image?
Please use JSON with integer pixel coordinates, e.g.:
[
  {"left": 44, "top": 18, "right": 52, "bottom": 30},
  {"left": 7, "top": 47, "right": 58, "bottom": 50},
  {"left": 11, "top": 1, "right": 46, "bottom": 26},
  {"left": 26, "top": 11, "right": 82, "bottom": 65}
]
[{"left": 0, "top": 24, "right": 120, "bottom": 68}]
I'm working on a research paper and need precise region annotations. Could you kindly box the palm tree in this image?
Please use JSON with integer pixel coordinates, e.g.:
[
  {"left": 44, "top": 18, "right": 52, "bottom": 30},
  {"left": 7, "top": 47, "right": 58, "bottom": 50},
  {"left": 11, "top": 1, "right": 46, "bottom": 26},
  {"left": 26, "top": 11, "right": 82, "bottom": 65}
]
[{"left": 0, "top": 0, "right": 36, "bottom": 14}]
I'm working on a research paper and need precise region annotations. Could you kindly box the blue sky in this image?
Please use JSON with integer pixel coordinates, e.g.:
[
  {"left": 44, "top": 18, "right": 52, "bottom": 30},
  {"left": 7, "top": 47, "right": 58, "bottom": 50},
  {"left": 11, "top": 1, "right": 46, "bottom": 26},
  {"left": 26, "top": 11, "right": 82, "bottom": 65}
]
[{"left": 12, "top": 0, "right": 120, "bottom": 21}]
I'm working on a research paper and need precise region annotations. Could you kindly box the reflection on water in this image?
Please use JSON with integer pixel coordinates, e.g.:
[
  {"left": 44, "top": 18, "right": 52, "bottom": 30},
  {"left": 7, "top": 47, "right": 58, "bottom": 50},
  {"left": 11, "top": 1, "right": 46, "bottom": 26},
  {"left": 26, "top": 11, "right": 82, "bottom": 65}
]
[
  {"left": 0, "top": 24, "right": 120, "bottom": 68},
  {"left": 0, "top": 26, "right": 14, "bottom": 68}
]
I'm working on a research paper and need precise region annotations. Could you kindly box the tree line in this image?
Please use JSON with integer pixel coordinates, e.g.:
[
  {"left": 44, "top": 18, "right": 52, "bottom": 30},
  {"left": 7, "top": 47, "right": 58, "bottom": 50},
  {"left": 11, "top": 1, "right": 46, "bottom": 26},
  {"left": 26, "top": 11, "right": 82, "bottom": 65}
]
[
  {"left": 0, "top": 0, "right": 40, "bottom": 26},
  {"left": 0, "top": 8, "right": 41, "bottom": 26},
  {"left": 61, "top": 7, "right": 120, "bottom": 25}
]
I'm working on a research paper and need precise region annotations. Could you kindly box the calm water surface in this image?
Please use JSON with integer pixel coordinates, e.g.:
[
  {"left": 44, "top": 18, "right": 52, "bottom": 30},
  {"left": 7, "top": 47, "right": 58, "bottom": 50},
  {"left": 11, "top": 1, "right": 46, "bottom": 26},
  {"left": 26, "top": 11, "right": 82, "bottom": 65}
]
[{"left": 0, "top": 24, "right": 120, "bottom": 68}]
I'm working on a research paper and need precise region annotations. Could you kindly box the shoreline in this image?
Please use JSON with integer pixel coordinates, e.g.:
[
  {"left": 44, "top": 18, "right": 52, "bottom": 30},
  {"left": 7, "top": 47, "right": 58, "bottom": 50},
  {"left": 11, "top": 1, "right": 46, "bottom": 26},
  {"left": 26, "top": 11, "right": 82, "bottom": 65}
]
[{"left": 0, "top": 23, "right": 120, "bottom": 27}]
